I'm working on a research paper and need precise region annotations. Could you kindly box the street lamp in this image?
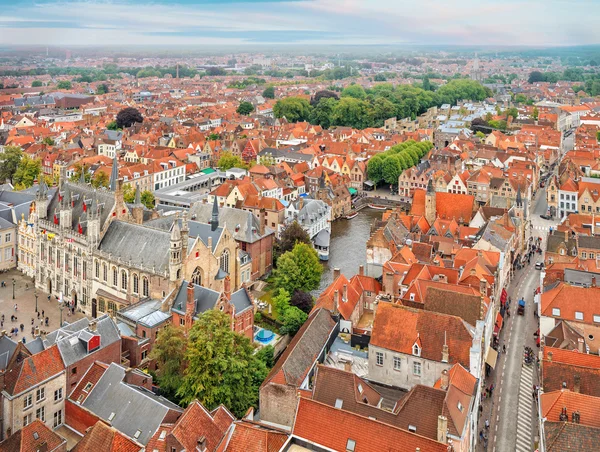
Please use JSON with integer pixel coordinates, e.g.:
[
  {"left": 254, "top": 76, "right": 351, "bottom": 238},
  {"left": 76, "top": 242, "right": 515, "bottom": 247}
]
[
  {"left": 12, "top": 278, "right": 15, "bottom": 300},
  {"left": 59, "top": 302, "right": 64, "bottom": 326},
  {"left": 34, "top": 290, "right": 38, "bottom": 313}
]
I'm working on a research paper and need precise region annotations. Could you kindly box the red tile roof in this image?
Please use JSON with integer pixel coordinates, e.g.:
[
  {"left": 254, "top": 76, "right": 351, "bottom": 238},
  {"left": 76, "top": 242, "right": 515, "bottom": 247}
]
[
  {"left": 217, "top": 421, "right": 288, "bottom": 452},
  {"left": 72, "top": 421, "right": 142, "bottom": 452},
  {"left": 541, "top": 390, "right": 600, "bottom": 428},
  {"left": 4, "top": 345, "right": 64, "bottom": 395},
  {"left": 292, "top": 398, "right": 447, "bottom": 452},
  {"left": 0, "top": 419, "right": 66, "bottom": 452}
]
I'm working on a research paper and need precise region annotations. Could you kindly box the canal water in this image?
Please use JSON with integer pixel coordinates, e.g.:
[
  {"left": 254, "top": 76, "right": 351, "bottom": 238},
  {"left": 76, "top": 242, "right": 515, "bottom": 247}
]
[{"left": 317, "top": 208, "right": 384, "bottom": 293}]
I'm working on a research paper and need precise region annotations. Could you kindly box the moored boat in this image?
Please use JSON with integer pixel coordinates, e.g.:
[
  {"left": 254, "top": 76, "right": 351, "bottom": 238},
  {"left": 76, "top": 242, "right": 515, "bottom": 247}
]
[
  {"left": 368, "top": 204, "right": 387, "bottom": 210},
  {"left": 345, "top": 212, "right": 358, "bottom": 219}
]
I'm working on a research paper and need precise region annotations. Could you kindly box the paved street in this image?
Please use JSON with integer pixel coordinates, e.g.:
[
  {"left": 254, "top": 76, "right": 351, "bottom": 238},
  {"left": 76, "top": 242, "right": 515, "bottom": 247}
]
[
  {"left": 0, "top": 269, "right": 85, "bottom": 344},
  {"left": 478, "top": 190, "right": 560, "bottom": 452}
]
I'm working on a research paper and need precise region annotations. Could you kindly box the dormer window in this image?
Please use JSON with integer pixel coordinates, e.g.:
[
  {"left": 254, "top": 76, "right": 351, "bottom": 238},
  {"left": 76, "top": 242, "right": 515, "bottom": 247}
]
[{"left": 413, "top": 343, "right": 421, "bottom": 357}]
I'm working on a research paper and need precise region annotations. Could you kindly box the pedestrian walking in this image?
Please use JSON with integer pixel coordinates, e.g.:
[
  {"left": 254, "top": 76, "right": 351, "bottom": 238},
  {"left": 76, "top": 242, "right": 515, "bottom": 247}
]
[
  {"left": 41, "top": 310, "right": 44, "bottom": 318},
  {"left": 479, "top": 430, "right": 484, "bottom": 441},
  {"left": 19, "top": 324, "right": 24, "bottom": 332},
  {"left": 13, "top": 304, "right": 17, "bottom": 311},
  {"left": 31, "top": 318, "right": 34, "bottom": 326},
  {"left": 485, "top": 419, "right": 490, "bottom": 430},
  {"left": 503, "top": 344, "right": 506, "bottom": 354}
]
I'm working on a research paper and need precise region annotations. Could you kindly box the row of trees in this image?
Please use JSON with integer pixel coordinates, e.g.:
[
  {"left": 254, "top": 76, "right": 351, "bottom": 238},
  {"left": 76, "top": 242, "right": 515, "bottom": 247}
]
[
  {"left": 273, "top": 79, "right": 490, "bottom": 130},
  {"left": 367, "top": 140, "right": 434, "bottom": 186},
  {"left": 150, "top": 311, "right": 274, "bottom": 417}
]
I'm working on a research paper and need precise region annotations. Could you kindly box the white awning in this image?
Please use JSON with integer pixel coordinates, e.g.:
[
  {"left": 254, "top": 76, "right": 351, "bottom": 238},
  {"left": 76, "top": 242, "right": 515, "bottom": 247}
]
[{"left": 485, "top": 347, "right": 498, "bottom": 369}]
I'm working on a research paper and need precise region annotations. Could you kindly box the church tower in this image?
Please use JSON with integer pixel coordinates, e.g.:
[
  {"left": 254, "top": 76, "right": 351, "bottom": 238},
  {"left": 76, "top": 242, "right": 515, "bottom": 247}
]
[
  {"left": 425, "top": 179, "right": 437, "bottom": 225},
  {"left": 169, "top": 214, "right": 183, "bottom": 288}
]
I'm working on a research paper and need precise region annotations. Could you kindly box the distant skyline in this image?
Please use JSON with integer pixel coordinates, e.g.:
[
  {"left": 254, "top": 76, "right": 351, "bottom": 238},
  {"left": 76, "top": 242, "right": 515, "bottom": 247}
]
[{"left": 0, "top": 0, "right": 599, "bottom": 48}]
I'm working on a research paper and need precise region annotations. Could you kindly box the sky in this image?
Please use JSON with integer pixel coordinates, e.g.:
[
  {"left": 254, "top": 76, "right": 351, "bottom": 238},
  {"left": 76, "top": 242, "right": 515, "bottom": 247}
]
[{"left": 0, "top": 0, "right": 599, "bottom": 48}]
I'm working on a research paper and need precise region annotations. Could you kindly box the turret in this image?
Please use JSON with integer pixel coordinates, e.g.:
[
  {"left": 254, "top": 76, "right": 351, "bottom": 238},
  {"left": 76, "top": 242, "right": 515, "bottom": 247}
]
[
  {"left": 181, "top": 210, "right": 189, "bottom": 259},
  {"left": 169, "top": 214, "right": 183, "bottom": 286},
  {"left": 109, "top": 153, "right": 119, "bottom": 192},
  {"left": 131, "top": 184, "right": 144, "bottom": 225},
  {"left": 36, "top": 177, "right": 49, "bottom": 220},
  {"left": 211, "top": 196, "right": 219, "bottom": 232},
  {"left": 59, "top": 184, "right": 72, "bottom": 229},
  {"left": 87, "top": 192, "right": 101, "bottom": 245}
]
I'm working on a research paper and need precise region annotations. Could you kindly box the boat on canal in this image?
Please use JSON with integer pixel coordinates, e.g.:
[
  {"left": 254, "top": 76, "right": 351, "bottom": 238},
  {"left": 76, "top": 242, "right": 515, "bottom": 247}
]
[
  {"left": 368, "top": 204, "right": 387, "bottom": 210},
  {"left": 345, "top": 211, "right": 358, "bottom": 220}
]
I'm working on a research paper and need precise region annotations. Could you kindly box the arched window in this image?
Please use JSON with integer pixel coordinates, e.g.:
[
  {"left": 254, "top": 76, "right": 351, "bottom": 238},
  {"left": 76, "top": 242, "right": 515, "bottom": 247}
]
[
  {"left": 102, "top": 263, "right": 107, "bottom": 282},
  {"left": 142, "top": 277, "right": 149, "bottom": 297},
  {"left": 112, "top": 267, "right": 118, "bottom": 287},
  {"left": 121, "top": 270, "right": 128, "bottom": 290},
  {"left": 220, "top": 249, "right": 230, "bottom": 274},
  {"left": 98, "top": 298, "right": 106, "bottom": 313},
  {"left": 191, "top": 267, "right": 202, "bottom": 285},
  {"left": 133, "top": 274, "right": 139, "bottom": 294},
  {"left": 95, "top": 260, "right": 100, "bottom": 278},
  {"left": 176, "top": 269, "right": 181, "bottom": 279}
]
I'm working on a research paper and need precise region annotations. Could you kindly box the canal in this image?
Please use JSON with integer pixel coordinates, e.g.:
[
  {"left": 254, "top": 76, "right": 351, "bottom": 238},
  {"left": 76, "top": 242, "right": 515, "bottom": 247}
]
[{"left": 317, "top": 208, "right": 384, "bottom": 292}]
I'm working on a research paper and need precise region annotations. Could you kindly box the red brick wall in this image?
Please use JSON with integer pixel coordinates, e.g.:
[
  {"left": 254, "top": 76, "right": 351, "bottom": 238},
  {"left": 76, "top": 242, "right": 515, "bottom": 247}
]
[
  {"left": 65, "top": 400, "right": 101, "bottom": 434},
  {"left": 67, "top": 339, "right": 121, "bottom": 390},
  {"left": 234, "top": 309, "right": 254, "bottom": 341},
  {"left": 121, "top": 335, "right": 140, "bottom": 367}
]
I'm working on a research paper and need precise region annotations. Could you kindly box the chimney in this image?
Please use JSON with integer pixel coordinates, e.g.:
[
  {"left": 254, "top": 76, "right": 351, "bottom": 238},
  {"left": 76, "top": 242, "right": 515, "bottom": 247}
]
[
  {"left": 344, "top": 360, "right": 352, "bottom": 373},
  {"left": 480, "top": 278, "right": 487, "bottom": 296},
  {"left": 333, "top": 268, "right": 341, "bottom": 280},
  {"left": 342, "top": 284, "right": 348, "bottom": 302},
  {"left": 437, "top": 415, "right": 448, "bottom": 443},
  {"left": 565, "top": 230, "right": 569, "bottom": 241},
  {"left": 480, "top": 295, "right": 485, "bottom": 320},
  {"left": 359, "top": 265, "right": 364, "bottom": 276},
  {"left": 224, "top": 276, "right": 231, "bottom": 301},
  {"left": 578, "top": 337, "right": 585, "bottom": 354},
  {"left": 574, "top": 374, "right": 581, "bottom": 393},
  {"left": 440, "top": 369, "right": 449, "bottom": 390},
  {"left": 548, "top": 351, "right": 553, "bottom": 362},
  {"left": 196, "top": 436, "right": 207, "bottom": 452},
  {"left": 259, "top": 208, "right": 266, "bottom": 236},
  {"left": 442, "top": 344, "right": 449, "bottom": 363},
  {"left": 333, "top": 290, "right": 340, "bottom": 316},
  {"left": 592, "top": 276, "right": 597, "bottom": 288},
  {"left": 89, "top": 321, "right": 97, "bottom": 332},
  {"left": 186, "top": 280, "right": 195, "bottom": 316}
]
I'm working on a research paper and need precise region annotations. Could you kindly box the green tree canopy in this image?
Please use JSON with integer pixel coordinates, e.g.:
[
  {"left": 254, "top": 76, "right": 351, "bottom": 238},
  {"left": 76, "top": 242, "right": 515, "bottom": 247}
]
[
  {"left": 273, "top": 97, "right": 311, "bottom": 122},
  {"left": 31, "top": 80, "right": 43, "bottom": 87},
  {"left": 116, "top": 107, "right": 143, "bottom": 129},
  {"left": 149, "top": 324, "right": 186, "bottom": 401},
  {"left": 341, "top": 84, "right": 367, "bottom": 100},
  {"left": 91, "top": 171, "right": 109, "bottom": 188},
  {"left": 218, "top": 152, "right": 246, "bottom": 170},
  {"left": 0, "top": 146, "right": 23, "bottom": 184},
  {"left": 309, "top": 97, "right": 337, "bottom": 129},
  {"left": 332, "top": 97, "right": 373, "bottom": 129},
  {"left": 528, "top": 71, "right": 545, "bottom": 84},
  {"left": 56, "top": 80, "right": 72, "bottom": 90},
  {"left": 262, "top": 85, "right": 275, "bottom": 99},
  {"left": 42, "top": 137, "right": 55, "bottom": 146},
  {"left": 177, "top": 310, "right": 269, "bottom": 417},
  {"left": 13, "top": 155, "right": 41, "bottom": 190},
  {"left": 274, "top": 242, "right": 323, "bottom": 294},
  {"left": 237, "top": 101, "right": 255, "bottom": 116},
  {"left": 70, "top": 164, "right": 92, "bottom": 184},
  {"left": 276, "top": 221, "right": 311, "bottom": 257},
  {"left": 290, "top": 290, "right": 314, "bottom": 314},
  {"left": 310, "top": 90, "right": 339, "bottom": 106},
  {"left": 106, "top": 120, "right": 120, "bottom": 131},
  {"left": 123, "top": 184, "right": 155, "bottom": 209}
]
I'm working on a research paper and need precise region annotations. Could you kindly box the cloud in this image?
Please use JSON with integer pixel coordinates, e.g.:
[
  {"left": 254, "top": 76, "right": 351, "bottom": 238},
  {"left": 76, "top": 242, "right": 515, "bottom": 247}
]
[{"left": 0, "top": 0, "right": 598, "bottom": 46}]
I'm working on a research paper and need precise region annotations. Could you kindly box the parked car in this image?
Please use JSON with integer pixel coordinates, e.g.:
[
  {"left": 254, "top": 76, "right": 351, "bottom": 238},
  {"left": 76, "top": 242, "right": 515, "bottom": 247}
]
[
  {"left": 535, "top": 262, "right": 544, "bottom": 270},
  {"left": 540, "top": 214, "right": 551, "bottom": 220}
]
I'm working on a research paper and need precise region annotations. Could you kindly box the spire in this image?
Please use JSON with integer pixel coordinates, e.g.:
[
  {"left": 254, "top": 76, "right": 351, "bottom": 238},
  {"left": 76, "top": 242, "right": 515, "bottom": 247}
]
[
  {"left": 171, "top": 214, "right": 181, "bottom": 241},
  {"left": 80, "top": 165, "right": 86, "bottom": 184},
  {"left": 90, "top": 192, "right": 98, "bottom": 218},
  {"left": 109, "top": 153, "right": 119, "bottom": 191},
  {"left": 61, "top": 184, "right": 71, "bottom": 208},
  {"left": 516, "top": 185, "right": 522, "bottom": 207},
  {"left": 427, "top": 178, "right": 435, "bottom": 194},
  {"left": 37, "top": 177, "right": 48, "bottom": 200},
  {"left": 211, "top": 196, "right": 219, "bottom": 231}
]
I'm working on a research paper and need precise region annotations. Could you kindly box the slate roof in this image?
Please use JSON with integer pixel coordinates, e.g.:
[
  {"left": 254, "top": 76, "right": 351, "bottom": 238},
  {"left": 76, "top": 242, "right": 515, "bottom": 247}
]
[
  {"left": 98, "top": 221, "right": 172, "bottom": 273},
  {"left": 579, "top": 235, "right": 600, "bottom": 250},
  {"left": 43, "top": 314, "right": 120, "bottom": 367},
  {"left": 0, "top": 336, "right": 17, "bottom": 371},
  {"left": 261, "top": 308, "right": 336, "bottom": 388},
  {"left": 172, "top": 281, "right": 221, "bottom": 317},
  {"left": 144, "top": 217, "right": 224, "bottom": 253},
  {"left": 229, "top": 287, "right": 253, "bottom": 315},
  {"left": 82, "top": 363, "right": 183, "bottom": 445},
  {"left": 118, "top": 299, "right": 171, "bottom": 328}
]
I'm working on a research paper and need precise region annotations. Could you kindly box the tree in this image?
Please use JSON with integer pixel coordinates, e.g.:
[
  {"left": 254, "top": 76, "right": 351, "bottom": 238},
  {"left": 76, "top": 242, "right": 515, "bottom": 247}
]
[
  {"left": 205, "top": 67, "right": 227, "bottom": 76},
  {"left": 0, "top": 146, "right": 23, "bottom": 184},
  {"left": 341, "top": 84, "right": 367, "bottom": 100},
  {"left": 422, "top": 75, "right": 432, "bottom": 91},
  {"left": 290, "top": 290, "right": 313, "bottom": 314},
  {"left": 41, "top": 137, "right": 55, "bottom": 146},
  {"left": 262, "top": 85, "right": 275, "bottom": 99},
  {"left": 70, "top": 164, "right": 91, "bottom": 183},
  {"left": 475, "top": 131, "right": 486, "bottom": 139},
  {"left": 255, "top": 345, "right": 274, "bottom": 368},
  {"left": 13, "top": 155, "right": 41, "bottom": 190},
  {"left": 532, "top": 107, "right": 539, "bottom": 120},
  {"left": 274, "top": 242, "right": 323, "bottom": 294},
  {"left": 281, "top": 306, "right": 307, "bottom": 335},
  {"left": 374, "top": 74, "right": 387, "bottom": 82},
  {"left": 382, "top": 155, "right": 403, "bottom": 185},
  {"left": 276, "top": 221, "right": 311, "bottom": 257},
  {"left": 106, "top": 120, "right": 120, "bottom": 131},
  {"left": 310, "top": 90, "right": 339, "bottom": 106},
  {"left": 91, "top": 171, "right": 109, "bottom": 188},
  {"left": 309, "top": 97, "right": 337, "bottom": 129},
  {"left": 218, "top": 152, "right": 245, "bottom": 170},
  {"left": 331, "top": 97, "right": 373, "bottom": 129},
  {"left": 528, "top": 71, "right": 545, "bottom": 84},
  {"left": 237, "top": 101, "right": 254, "bottom": 116},
  {"left": 372, "top": 97, "right": 396, "bottom": 126},
  {"left": 514, "top": 94, "right": 527, "bottom": 104},
  {"left": 273, "top": 97, "right": 311, "bottom": 122},
  {"left": 56, "top": 80, "right": 72, "bottom": 90},
  {"left": 177, "top": 310, "right": 268, "bottom": 417},
  {"left": 596, "top": 131, "right": 600, "bottom": 142},
  {"left": 150, "top": 324, "right": 186, "bottom": 401},
  {"left": 367, "top": 154, "right": 385, "bottom": 184},
  {"left": 208, "top": 133, "right": 220, "bottom": 141},
  {"left": 116, "top": 107, "right": 143, "bottom": 129},
  {"left": 96, "top": 83, "right": 109, "bottom": 95},
  {"left": 141, "top": 190, "right": 155, "bottom": 209},
  {"left": 31, "top": 80, "right": 42, "bottom": 87},
  {"left": 123, "top": 184, "right": 155, "bottom": 209},
  {"left": 506, "top": 107, "right": 519, "bottom": 120}
]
